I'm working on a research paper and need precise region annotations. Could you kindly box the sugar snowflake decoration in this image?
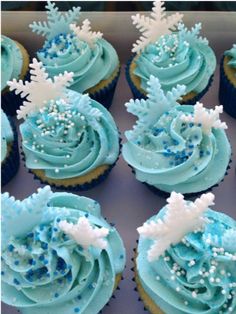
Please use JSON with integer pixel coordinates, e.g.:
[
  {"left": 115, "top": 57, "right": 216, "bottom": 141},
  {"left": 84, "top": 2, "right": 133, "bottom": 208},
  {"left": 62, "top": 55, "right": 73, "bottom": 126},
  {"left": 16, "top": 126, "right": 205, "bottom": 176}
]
[
  {"left": 58, "top": 217, "right": 109, "bottom": 249},
  {"left": 7, "top": 58, "right": 74, "bottom": 120},
  {"left": 137, "top": 192, "right": 215, "bottom": 262},
  {"left": 131, "top": 1, "right": 183, "bottom": 53},
  {"left": 178, "top": 22, "right": 208, "bottom": 45},
  {"left": 125, "top": 75, "right": 186, "bottom": 140},
  {"left": 70, "top": 19, "right": 103, "bottom": 47},
  {"left": 181, "top": 102, "right": 227, "bottom": 135},
  {"left": 29, "top": 1, "right": 81, "bottom": 40}
]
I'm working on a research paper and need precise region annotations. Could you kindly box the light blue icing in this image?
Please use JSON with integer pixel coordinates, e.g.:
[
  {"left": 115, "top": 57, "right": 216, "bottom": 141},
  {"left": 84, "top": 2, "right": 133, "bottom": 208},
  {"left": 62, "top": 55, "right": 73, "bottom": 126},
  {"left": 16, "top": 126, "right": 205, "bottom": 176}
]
[
  {"left": 1, "top": 109, "right": 14, "bottom": 162},
  {"left": 20, "top": 90, "right": 119, "bottom": 179},
  {"left": 1, "top": 186, "right": 126, "bottom": 314},
  {"left": 30, "top": 2, "right": 119, "bottom": 93},
  {"left": 137, "top": 207, "right": 236, "bottom": 314},
  {"left": 134, "top": 23, "right": 216, "bottom": 95},
  {"left": 122, "top": 76, "right": 231, "bottom": 194},
  {"left": 1, "top": 35, "right": 23, "bottom": 92},
  {"left": 37, "top": 35, "right": 119, "bottom": 93},
  {"left": 225, "top": 44, "right": 236, "bottom": 69}
]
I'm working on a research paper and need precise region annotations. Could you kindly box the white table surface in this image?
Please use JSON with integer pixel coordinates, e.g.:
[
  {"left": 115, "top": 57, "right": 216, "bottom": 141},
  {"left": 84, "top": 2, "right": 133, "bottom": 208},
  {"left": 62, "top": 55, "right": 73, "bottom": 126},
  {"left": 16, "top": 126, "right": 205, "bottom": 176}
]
[{"left": 1, "top": 10, "right": 236, "bottom": 314}]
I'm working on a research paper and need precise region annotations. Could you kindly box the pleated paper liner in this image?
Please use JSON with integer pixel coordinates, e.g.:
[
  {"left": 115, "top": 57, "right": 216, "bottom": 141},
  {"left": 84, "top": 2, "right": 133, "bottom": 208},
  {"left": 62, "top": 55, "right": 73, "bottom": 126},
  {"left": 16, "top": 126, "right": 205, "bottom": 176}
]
[
  {"left": 86, "top": 66, "right": 121, "bottom": 110},
  {"left": 21, "top": 138, "right": 122, "bottom": 192},
  {"left": 219, "top": 56, "right": 236, "bottom": 119},
  {"left": 1, "top": 117, "right": 20, "bottom": 186},
  {"left": 128, "top": 157, "right": 232, "bottom": 199},
  {"left": 125, "top": 54, "right": 214, "bottom": 106}
]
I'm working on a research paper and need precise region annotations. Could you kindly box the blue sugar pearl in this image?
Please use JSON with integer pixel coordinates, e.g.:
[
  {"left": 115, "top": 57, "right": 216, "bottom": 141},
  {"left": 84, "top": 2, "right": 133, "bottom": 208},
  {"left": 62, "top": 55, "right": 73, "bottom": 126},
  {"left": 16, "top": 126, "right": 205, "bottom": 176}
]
[
  {"left": 194, "top": 167, "right": 198, "bottom": 171},
  {"left": 41, "top": 243, "right": 48, "bottom": 250},
  {"left": 194, "top": 135, "right": 198, "bottom": 140},
  {"left": 8, "top": 244, "right": 14, "bottom": 252},
  {"left": 77, "top": 295, "right": 82, "bottom": 300},
  {"left": 1, "top": 271, "right": 5, "bottom": 275},
  {"left": 56, "top": 218, "right": 61, "bottom": 223},
  {"left": 54, "top": 293, "right": 59, "bottom": 298},
  {"left": 14, "top": 261, "right": 19, "bottom": 266},
  {"left": 39, "top": 225, "right": 44, "bottom": 231},
  {"left": 189, "top": 123, "right": 194, "bottom": 128},
  {"left": 88, "top": 284, "right": 93, "bottom": 289},
  {"left": 198, "top": 123, "right": 202, "bottom": 127},
  {"left": 120, "top": 254, "right": 124, "bottom": 259},
  {"left": 85, "top": 213, "right": 89, "bottom": 218},
  {"left": 74, "top": 308, "right": 80, "bottom": 313},
  {"left": 44, "top": 260, "right": 49, "bottom": 265},
  {"left": 188, "top": 144, "right": 194, "bottom": 149},
  {"left": 53, "top": 227, "right": 58, "bottom": 232},
  {"left": 39, "top": 255, "right": 45, "bottom": 261},
  {"left": 13, "top": 278, "right": 20, "bottom": 285}
]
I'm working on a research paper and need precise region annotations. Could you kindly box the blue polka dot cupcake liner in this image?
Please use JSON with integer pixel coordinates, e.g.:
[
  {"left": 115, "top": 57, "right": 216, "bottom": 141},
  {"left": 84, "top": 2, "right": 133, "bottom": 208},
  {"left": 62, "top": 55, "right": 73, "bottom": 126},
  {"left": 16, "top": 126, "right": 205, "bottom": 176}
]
[
  {"left": 1, "top": 68, "right": 31, "bottom": 116},
  {"left": 88, "top": 67, "right": 121, "bottom": 110},
  {"left": 125, "top": 54, "right": 213, "bottom": 106},
  {"left": 1, "top": 117, "right": 20, "bottom": 187},
  {"left": 21, "top": 138, "right": 121, "bottom": 192},
  {"left": 219, "top": 56, "right": 236, "bottom": 119}
]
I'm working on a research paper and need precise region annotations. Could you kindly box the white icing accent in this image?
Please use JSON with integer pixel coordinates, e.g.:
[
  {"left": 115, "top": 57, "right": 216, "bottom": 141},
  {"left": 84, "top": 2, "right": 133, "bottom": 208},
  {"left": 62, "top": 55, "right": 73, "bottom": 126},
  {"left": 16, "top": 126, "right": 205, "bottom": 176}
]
[
  {"left": 137, "top": 191, "right": 215, "bottom": 262},
  {"left": 70, "top": 19, "right": 103, "bottom": 48},
  {"left": 131, "top": 1, "right": 183, "bottom": 53},
  {"left": 58, "top": 217, "right": 109, "bottom": 249},
  {"left": 181, "top": 102, "right": 228, "bottom": 135},
  {"left": 7, "top": 58, "right": 74, "bottom": 120}
]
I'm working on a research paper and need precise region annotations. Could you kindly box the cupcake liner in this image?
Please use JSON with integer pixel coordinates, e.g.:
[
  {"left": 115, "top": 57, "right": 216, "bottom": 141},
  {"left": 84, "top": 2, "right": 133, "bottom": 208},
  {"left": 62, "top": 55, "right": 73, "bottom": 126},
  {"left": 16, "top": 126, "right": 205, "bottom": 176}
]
[
  {"left": 1, "top": 117, "right": 20, "bottom": 186},
  {"left": 128, "top": 158, "right": 232, "bottom": 199},
  {"left": 219, "top": 56, "right": 236, "bottom": 118},
  {"left": 1, "top": 70, "right": 31, "bottom": 116},
  {"left": 88, "top": 67, "right": 121, "bottom": 110},
  {"left": 21, "top": 138, "right": 122, "bottom": 192},
  {"left": 125, "top": 54, "right": 214, "bottom": 105}
]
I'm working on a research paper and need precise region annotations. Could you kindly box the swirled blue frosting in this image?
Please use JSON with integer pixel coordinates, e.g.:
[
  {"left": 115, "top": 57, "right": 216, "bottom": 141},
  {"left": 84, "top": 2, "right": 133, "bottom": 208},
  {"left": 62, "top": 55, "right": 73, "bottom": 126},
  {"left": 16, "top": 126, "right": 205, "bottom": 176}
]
[
  {"left": 1, "top": 186, "right": 126, "bottom": 314},
  {"left": 122, "top": 77, "right": 231, "bottom": 194},
  {"left": 1, "top": 35, "right": 23, "bottom": 91},
  {"left": 137, "top": 207, "right": 236, "bottom": 314},
  {"left": 37, "top": 34, "right": 119, "bottom": 93},
  {"left": 1, "top": 109, "right": 14, "bottom": 162},
  {"left": 20, "top": 90, "right": 119, "bottom": 179},
  {"left": 225, "top": 44, "right": 236, "bottom": 69},
  {"left": 133, "top": 23, "right": 216, "bottom": 95}
]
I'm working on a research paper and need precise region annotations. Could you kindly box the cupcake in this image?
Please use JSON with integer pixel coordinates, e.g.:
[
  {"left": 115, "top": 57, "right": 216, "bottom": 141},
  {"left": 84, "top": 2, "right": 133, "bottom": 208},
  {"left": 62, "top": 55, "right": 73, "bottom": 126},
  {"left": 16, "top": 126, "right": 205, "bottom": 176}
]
[
  {"left": 219, "top": 44, "right": 236, "bottom": 118},
  {"left": 1, "top": 109, "right": 20, "bottom": 186},
  {"left": 122, "top": 76, "right": 231, "bottom": 196},
  {"left": 29, "top": 1, "right": 120, "bottom": 109},
  {"left": 1, "top": 35, "right": 30, "bottom": 116},
  {"left": 1, "top": 186, "right": 126, "bottom": 314},
  {"left": 8, "top": 58, "right": 120, "bottom": 191},
  {"left": 135, "top": 191, "right": 236, "bottom": 314},
  {"left": 126, "top": 1, "right": 216, "bottom": 105}
]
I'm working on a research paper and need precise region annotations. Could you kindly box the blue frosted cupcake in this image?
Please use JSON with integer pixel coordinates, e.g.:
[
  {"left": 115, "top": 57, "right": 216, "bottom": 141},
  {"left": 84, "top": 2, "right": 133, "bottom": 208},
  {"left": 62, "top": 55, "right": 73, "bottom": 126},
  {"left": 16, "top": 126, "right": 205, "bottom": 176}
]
[
  {"left": 1, "top": 35, "right": 30, "bottom": 116},
  {"left": 1, "top": 109, "right": 20, "bottom": 186},
  {"left": 126, "top": 1, "right": 216, "bottom": 105},
  {"left": 122, "top": 76, "right": 231, "bottom": 196},
  {"left": 30, "top": 1, "right": 120, "bottom": 109},
  {"left": 135, "top": 191, "right": 236, "bottom": 314},
  {"left": 219, "top": 44, "right": 236, "bottom": 118},
  {"left": 8, "top": 58, "right": 120, "bottom": 191},
  {"left": 1, "top": 186, "right": 126, "bottom": 314}
]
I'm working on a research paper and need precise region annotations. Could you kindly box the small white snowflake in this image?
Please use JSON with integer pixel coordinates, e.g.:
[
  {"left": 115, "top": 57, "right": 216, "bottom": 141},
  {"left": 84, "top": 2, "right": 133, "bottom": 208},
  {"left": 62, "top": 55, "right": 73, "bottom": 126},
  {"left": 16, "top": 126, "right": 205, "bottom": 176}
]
[
  {"left": 181, "top": 102, "right": 228, "bottom": 135},
  {"left": 132, "top": 1, "right": 183, "bottom": 53},
  {"left": 137, "top": 191, "right": 215, "bottom": 262},
  {"left": 7, "top": 58, "right": 73, "bottom": 120},
  {"left": 59, "top": 217, "right": 109, "bottom": 249}
]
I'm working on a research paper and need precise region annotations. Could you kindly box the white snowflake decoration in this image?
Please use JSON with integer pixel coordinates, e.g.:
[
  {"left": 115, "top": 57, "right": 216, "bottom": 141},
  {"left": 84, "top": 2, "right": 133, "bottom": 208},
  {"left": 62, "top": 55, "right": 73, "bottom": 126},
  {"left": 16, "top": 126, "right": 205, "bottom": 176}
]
[
  {"left": 131, "top": 1, "right": 183, "bottom": 53},
  {"left": 137, "top": 191, "right": 215, "bottom": 262},
  {"left": 178, "top": 22, "right": 208, "bottom": 45},
  {"left": 125, "top": 75, "right": 186, "bottom": 140},
  {"left": 58, "top": 217, "right": 109, "bottom": 249},
  {"left": 70, "top": 19, "right": 103, "bottom": 48},
  {"left": 29, "top": 1, "right": 81, "bottom": 40},
  {"left": 7, "top": 58, "right": 74, "bottom": 120},
  {"left": 181, "top": 102, "right": 227, "bottom": 135}
]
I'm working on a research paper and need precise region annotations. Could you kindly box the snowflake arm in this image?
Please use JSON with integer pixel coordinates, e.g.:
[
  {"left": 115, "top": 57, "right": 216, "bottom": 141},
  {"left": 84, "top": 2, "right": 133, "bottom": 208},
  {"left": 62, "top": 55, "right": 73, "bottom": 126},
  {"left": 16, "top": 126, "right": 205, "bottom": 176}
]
[
  {"left": 178, "top": 22, "right": 208, "bottom": 45},
  {"left": 132, "top": 1, "right": 183, "bottom": 53},
  {"left": 58, "top": 217, "right": 109, "bottom": 249},
  {"left": 70, "top": 19, "right": 103, "bottom": 47},
  {"left": 137, "top": 192, "right": 215, "bottom": 262},
  {"left": 181, "top": 102, "right": 228, "bottom": 134}
]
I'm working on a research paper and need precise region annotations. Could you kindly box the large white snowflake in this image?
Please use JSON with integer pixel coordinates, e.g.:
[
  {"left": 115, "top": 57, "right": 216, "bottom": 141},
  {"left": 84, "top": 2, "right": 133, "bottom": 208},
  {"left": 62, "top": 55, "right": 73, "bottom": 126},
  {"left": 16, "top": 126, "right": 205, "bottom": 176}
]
[
  {"left": 181, "top": 102, "right": 228, "bottom": 135},
  {"left": 7, "top": 58, "right": 74, "bottom": 120},
  {"left": 137, "top": 192, "right": 215, "bottom": 262},
  {"left": 58, "top": 217, "right": 109, "bottom": 249},
  {"left": 132, "top": 1, "right": 183, "bottom": 53},
  {"left": 29, "top": 1, "right": 81, "bottom": 40},
  {"left": 70, "top": 19, "right": 103, "bottom": 48}
]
